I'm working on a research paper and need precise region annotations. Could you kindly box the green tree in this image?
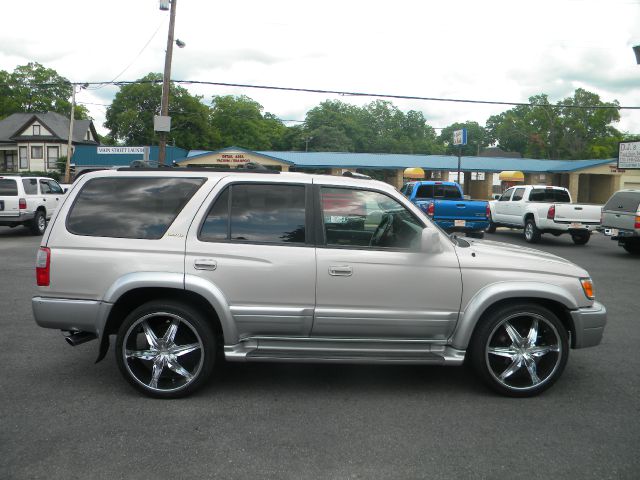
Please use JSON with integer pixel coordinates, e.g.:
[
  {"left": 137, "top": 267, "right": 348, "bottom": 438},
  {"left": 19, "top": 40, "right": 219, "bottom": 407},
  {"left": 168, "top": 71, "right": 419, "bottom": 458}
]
[
  {"left": 105, "top": 73, "right": 212, "bottom": 149},
  {"left": 209, "top": 95, "right": 287, "bottom": 150}
]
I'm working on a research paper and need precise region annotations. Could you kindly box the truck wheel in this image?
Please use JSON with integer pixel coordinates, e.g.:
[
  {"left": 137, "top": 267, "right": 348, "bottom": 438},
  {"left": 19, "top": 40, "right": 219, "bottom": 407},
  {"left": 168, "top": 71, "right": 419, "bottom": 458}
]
[
  {"left": 486, "top": 218, "right": 497, "bottom": 234},
  {"left": 470, "top": 303, "right": 569, "bottom": 397},
  {"left": 571, "top": 232, "right": 590, "bottom": 245},
  {"left": 524, "top": 219, "right": 541, "bottom": 243},
  {"left": 622, "top": 240, "right": 640, "bottom": 255},
  {"left": 115, "top": 300, "right": 216, "bottom": 398},
  {"left": 29, "top": 210, "right": 47, "bottom": 235}
]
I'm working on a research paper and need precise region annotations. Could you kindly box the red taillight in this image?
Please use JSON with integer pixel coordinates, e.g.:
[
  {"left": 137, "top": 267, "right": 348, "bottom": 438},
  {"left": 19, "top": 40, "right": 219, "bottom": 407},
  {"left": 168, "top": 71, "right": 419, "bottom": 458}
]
[
  {"left": 635, "top": 216, "right": 640, "bottom": 229},
  {"left": 19, "top": 198, "right": 27, "bottom": 209},
  {"left": 547, "top": 204, "right": 556, "bottom": 220},
  {"left": 36, "top": 247, "right": 51, "bottom": 286},
  {"left": 427, "top": 202, "right": 435, "bottom": 216},
  {"left": 486, "top": 203, "right": 491, "bottom": 219}
]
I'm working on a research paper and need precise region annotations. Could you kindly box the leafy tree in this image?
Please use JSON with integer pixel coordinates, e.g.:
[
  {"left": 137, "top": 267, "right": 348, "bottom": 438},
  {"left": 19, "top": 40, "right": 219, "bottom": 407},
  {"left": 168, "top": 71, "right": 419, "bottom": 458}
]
[
  {"left": 0, "top": 62, "right": 89, "bottom": 120},
  {"left": 105, "top": 73, "right": 212, "bottom": 149},
  {"left": 209, "top": 95, "right": 287, "bottom": 150}
]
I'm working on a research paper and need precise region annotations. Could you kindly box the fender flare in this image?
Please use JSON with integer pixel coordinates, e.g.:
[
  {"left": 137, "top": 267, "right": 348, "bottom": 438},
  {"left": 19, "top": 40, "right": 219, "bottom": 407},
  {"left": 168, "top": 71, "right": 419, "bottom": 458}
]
[{"left": 450, "top": 281, "right": 577, "bottom": 350}]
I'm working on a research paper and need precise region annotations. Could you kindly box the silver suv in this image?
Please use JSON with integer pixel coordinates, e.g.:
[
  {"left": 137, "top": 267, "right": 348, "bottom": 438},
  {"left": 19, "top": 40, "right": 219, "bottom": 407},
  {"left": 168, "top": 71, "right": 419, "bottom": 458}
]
[{"left": 32, "top": 168, "right": 607, "bottom": 398}]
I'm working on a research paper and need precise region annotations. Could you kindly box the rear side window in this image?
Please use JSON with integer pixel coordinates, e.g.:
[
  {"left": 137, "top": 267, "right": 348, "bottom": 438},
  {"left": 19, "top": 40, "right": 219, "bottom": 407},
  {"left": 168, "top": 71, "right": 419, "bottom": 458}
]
[
  {"left": 199, "top": 183, "right": 306, "bottom": 244},
  {"left": 22, "top": 179, "right": 38, "bottom": 194},
  {"left": 604, "top": 191, "right": 640, "bottom": 212},
  {"left": 529, "top": 188, "right": 570, "bottom": 203},
  {"left": 512, "top": 188, "right": 525, "bottom": 201},
  {"left": 0, "top": 179, "right": 18, "bottom": 196},
  {"left": 67, "top": 177, "right": 205, "bottom": 239}
]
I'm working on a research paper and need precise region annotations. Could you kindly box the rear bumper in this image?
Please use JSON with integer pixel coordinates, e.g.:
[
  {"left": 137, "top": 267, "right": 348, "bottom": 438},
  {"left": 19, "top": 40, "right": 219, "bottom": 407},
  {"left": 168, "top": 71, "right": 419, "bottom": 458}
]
[
  {"left": 32, "top": 296, "right": 112, "bottom": 336},
  {"left": 570, "top": 301, "right": 607, "bottom": 349},
  {"left": 436, "top": 220, "right": 489, "bottom": 232},
  {"left": 0, "top": 211, "right": 34, "bottom": 226}
]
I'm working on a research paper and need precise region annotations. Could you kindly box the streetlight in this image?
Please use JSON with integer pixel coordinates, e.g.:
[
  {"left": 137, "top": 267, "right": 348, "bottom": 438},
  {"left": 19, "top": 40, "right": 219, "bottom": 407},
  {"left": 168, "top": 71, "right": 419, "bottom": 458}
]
[{"left": 157, "top": 0, "right": 178, "bottom": 166}]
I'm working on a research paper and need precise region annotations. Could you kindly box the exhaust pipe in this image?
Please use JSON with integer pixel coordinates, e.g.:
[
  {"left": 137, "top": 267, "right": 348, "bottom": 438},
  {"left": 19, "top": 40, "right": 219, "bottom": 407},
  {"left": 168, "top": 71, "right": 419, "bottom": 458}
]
[{"left": 64, "top": 331, "right": 97, "bottom": 347}]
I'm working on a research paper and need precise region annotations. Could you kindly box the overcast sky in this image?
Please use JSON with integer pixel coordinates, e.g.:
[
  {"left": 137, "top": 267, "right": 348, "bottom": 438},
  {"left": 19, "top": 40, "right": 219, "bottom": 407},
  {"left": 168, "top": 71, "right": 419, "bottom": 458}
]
[{"left": 2, "top": 0, "right": 640, "bottom": 141}]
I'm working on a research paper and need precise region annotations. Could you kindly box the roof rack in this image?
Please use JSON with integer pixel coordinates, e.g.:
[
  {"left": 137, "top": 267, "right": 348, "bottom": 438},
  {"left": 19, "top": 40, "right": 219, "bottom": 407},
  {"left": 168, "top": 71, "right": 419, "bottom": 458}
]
[
  {"left": 342, "top": 171, "right": 372, "bottom": 180},
  {"left": 116, "top": 166, "right": 280, "bottom": 174}
]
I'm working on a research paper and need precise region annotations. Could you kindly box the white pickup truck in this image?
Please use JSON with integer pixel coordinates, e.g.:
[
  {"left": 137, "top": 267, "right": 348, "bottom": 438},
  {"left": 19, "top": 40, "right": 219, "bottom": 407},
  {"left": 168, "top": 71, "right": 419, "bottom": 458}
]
[{"left": 487, "top": 185, "right": 601, "bottom": 245}]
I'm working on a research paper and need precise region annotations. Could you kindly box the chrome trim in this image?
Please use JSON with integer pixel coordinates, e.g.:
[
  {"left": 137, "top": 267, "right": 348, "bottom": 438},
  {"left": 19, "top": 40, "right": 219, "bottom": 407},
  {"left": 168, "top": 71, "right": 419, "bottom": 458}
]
[{"left": 570, "top": 301, "right": 607, "bottom": 349}]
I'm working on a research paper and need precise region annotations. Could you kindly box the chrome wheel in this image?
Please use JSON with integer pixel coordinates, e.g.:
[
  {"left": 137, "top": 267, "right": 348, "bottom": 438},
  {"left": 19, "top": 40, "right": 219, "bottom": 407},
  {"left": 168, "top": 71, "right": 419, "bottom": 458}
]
[
  {"left": 122, "top": 311, "right": 204, "bottom": 394},
  {"left": 37, "top": 214, "right": 46, "bottom": 232},
  {"left": 485, "top": 312, "right": 562, "bottom": 392},
  {"left": 524, "top": 223, "right": 533, "bottom": 240}
]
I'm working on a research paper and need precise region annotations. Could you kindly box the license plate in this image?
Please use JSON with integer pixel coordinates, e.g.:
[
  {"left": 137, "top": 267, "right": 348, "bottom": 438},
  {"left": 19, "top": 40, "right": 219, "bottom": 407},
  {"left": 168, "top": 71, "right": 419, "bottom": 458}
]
[
  {"left": 454, "top": 219, "right": 466, "bottom": 227},
  {"left": 569, "top": 222, "right": 583, "bottom": 228}
]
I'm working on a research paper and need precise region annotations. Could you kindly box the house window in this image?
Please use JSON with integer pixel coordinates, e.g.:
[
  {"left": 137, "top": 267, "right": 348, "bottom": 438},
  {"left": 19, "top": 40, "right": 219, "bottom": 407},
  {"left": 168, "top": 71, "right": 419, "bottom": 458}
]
[
  {"left": 31, "top": 146, "right": 43, "bottom": 160},
  {"left": 85, "top": 130, "right": 91, "bottom": 141},
  {"left": 19, "top": 147, "right": 28, "bottom": 169},
  {"left": 3, "top": 152, "right": 16, "bottom": 171},
  {"left": 33, "top": 125, "right": 41, "bottom": 136},
  {"left": 47, "top": 146, "right": 60, "bottom": 170}
]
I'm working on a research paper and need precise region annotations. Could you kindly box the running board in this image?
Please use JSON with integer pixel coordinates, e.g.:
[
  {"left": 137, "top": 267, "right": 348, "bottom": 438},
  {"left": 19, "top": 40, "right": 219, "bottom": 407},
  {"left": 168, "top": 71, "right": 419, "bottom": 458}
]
[{"left": 224, "top": 337, "right": 465, "bottom": 365}]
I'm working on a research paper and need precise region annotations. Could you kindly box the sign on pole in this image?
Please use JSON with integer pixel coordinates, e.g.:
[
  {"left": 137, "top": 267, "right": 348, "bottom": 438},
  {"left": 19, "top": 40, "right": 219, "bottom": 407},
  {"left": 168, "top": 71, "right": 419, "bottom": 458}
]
[
  {"left": 618, "top": 141, "right": 640, "bottom": 169},
  {"left": 453, "top": 128, "right": 467, "bottom": 146}
]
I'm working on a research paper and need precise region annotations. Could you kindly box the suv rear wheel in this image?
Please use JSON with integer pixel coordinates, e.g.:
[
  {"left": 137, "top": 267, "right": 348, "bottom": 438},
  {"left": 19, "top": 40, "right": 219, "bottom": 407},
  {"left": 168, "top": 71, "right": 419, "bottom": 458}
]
[
  {"left": 470, "top": 303, "right": 569, "bottom": 397},
  {"left": 115, "top": 300, "right": 216, "bottom": 398},
  {"left": 29, "top": 210, "right": 46, "bottom": 235}
]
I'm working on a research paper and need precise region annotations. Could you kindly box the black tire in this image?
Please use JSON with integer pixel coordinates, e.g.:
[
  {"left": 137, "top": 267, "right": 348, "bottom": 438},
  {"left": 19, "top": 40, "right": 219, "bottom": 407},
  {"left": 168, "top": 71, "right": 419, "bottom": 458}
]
[
  {"left": 524, "top": 218, "right": 541, "bottom": 243},
  {"left": 469, "top": 303, "right": 569, "bottom": 397},
  {"left": 622, "top": 239, "right": 640, "bottom": 254},
  {"left": 115, "top": 300, "right": 216, "bottom": 398},
  {"left": 571, "top": 232, "right": 590, "bottom": 245},
  {"left": 29, "top": 210, "right": 46, "bottom": 235},
  {"left": 486, "top": 219, "right": 497, "bottom": 234}
]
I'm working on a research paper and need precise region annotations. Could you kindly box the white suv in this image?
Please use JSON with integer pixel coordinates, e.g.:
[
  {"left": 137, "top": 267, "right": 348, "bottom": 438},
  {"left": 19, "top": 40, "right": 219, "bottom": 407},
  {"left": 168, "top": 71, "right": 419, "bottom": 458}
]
[
  {"left": 0, "top": 175, "right": 65, "bottom": 235},
  {"left": 32, "top": 167, "right": 606, "bottom": 398}
]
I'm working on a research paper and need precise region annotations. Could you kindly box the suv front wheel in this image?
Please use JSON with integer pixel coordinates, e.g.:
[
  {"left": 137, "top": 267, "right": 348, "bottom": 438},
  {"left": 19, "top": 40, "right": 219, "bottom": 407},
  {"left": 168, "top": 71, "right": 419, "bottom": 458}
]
[
  {"left": 470, "top": 303, "right": 569, "bottom": 397},
  {"left": 115, "top": 300, "right": 216, "bottom": 398}
]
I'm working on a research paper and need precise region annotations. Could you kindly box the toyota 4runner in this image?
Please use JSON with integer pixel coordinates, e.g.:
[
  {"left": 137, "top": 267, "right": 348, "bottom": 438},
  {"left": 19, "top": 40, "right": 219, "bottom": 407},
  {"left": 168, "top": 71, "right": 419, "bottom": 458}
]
[{"left": 32, "top": 168, "right": 607, "bottom": 398}]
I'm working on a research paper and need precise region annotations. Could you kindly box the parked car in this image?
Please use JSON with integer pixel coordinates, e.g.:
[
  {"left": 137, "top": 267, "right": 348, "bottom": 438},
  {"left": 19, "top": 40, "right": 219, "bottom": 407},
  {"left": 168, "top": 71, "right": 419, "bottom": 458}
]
[
  {"left": 0, "top": 175, "right": 65, "bottom": 235},
  {"left": 32, "top": 168, "right": 606, "bottom": 398},
  {"left": 600, "top": 189, "right": 640, "bottom": 254},
  {"left": 488, "top": 185, "right": 601, "bottom": 244},
  {"left": 401, "top": 181, "right": 489, "bottom": 237}
]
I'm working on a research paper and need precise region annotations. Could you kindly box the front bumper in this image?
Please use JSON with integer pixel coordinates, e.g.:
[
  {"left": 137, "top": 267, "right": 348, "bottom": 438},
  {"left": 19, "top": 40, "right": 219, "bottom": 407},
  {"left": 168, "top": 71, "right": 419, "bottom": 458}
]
[
  {"left": 570, "top": 301, "right": 607, "bottom": 348},
  {"left": 32, "top": 296, "right": 112, "bottom": 336}
]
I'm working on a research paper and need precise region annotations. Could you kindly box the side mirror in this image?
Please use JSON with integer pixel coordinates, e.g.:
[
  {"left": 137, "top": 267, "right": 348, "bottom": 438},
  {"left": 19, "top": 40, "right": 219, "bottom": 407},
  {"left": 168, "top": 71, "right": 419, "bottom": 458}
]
[
  {"left": 421, "top": 228, "right": 443, "bottom": 254},
  {"left": 63, "top": 188, "right": 68, "bottom": 193}
]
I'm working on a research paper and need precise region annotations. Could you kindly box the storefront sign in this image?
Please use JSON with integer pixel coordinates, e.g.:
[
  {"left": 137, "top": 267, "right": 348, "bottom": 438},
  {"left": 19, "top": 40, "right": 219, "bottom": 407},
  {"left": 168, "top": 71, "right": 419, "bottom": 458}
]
[
  {"left": 618, "top": 141, "right": 640, "bottom": 169},
  {"left": 97, "top": 147, "right": 145, "bottom": 155},
  {"left": 214, "top": 153, "right": 250, "bottom": 164}
]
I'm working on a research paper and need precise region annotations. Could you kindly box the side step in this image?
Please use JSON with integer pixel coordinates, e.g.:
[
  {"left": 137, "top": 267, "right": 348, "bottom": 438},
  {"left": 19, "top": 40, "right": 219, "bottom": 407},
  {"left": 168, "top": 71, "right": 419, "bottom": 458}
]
[{"left": 225, "top": 337, "right": 465, "bottom": 365}]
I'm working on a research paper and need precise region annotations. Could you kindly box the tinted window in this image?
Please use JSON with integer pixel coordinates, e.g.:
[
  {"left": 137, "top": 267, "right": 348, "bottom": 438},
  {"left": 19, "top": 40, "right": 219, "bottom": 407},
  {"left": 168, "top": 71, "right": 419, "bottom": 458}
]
[
  {"left": 604, "top": 191, "right": 640, "bottom": 212},
  {"left": 529, "top": 188, "right": 570, "bottom": 203},
  {"left": 39, "top": 180, "right": 52, "bottom": 194},
  {"left": 400, "top": 184, "right": 413, "bottom": 197},
  {"left": 414, "top": 184, "right": 461, "bottom": 200},
  {"left": 47, "top": 180, "right": 64, "bottom": 194},
  {"left": 499, "top": 189, "right": 513, "bottom": 201},
  {"left": 201, "top": 184, "right": 306, "bottom": 244},
  {"left": 22, "top": 179, "right": 38, "bottom": 195},
  {"left": 0, "top": 179, "right": 18, "bottom": 196},
  {"left": 512, "top": 188, "right": 525, "bottom": 201},
  {"left": 321, "top": 187, "right": 423, "bottom": 249},
  {"left": 67, "top": 177, "right": 205, "bottom": 239}
]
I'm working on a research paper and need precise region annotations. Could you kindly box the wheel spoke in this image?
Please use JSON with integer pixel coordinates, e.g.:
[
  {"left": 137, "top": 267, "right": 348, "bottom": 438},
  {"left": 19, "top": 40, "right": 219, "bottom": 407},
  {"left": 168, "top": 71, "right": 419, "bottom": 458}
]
[
  {"left": 488, "top": 346, "right": 518, "bottom": 359},
  {"left": 524, "top": 357, "right": 541, "bottom": 385},
  {"left": 526, "top": 319, "right": 539, "bottom": 348},
  {"left": 170, "top": 342, "right": 201, "bottom": 357},
  {"left": 125, "top": 348, "right": 157, "bottom": 361},
  {"left": 162, "top": 319, "right": 180, "bottom": 344},
  {"left": 529, "top": 344, "right": 560, "bottom": 358},
  {"left": 499, "top": 357, "right": 523, "bottom": 381},
  {"left": 141, "top": 321, "right": 159, "bottom": 349},
  {"left": 149, "top": 357, "right": 165, "bottom": 389},
  {"left": 167, "top": 358, "right": 193, "bottom": 380},
  {"left": 504, "top": 322, "right": 524, "bottom": 347}
]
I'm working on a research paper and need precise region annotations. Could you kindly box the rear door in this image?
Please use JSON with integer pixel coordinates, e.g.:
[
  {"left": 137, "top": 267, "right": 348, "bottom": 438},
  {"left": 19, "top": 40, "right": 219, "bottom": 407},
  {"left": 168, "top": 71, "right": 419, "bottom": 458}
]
[
  {"left": 0, "top": 177, "right": 19, "bottom": 217},
  {"left": 603, "top": 191, "right": 640, "bottom": 230}
]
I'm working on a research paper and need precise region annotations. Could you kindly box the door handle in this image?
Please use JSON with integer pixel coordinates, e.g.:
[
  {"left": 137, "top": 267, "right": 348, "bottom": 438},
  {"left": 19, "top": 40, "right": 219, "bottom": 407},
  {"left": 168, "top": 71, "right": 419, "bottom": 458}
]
[
  {"left": 194, "top": 258, "right": 217, "bottom": 271},
  {"left": 329, "top": 265, "right": 353, "bottom": 276}
]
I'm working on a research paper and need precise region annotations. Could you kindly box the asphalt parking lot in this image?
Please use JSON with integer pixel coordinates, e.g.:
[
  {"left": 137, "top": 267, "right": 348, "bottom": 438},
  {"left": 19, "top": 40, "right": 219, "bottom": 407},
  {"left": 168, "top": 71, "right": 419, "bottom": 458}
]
[{"left": 1, "top": 226, "right": 638, "bottom": 479}]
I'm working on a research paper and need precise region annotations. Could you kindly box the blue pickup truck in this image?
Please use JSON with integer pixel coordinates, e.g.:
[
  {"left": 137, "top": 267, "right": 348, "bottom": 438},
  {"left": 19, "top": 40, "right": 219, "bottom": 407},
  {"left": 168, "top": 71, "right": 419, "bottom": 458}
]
[{"left": 401, "top": 181, "right": 490, "bottom": 237}]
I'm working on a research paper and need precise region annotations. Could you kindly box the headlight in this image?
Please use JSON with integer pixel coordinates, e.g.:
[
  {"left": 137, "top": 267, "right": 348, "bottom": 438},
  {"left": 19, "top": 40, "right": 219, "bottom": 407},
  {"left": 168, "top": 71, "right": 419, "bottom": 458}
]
[{"left": 580, "top": 277, "right": 595, "bottom": 300}]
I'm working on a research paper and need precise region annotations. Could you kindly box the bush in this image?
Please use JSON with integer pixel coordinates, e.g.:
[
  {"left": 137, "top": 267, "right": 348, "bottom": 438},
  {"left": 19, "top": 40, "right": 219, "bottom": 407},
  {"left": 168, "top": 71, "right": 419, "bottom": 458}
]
[{"left": 0, "top": 171, "right": 61, "bottom": 181}]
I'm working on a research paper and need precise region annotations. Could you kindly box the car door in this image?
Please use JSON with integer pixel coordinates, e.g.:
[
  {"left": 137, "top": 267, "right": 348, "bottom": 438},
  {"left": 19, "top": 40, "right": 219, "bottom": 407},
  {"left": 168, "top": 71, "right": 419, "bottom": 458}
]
[
  {"left": 507, "top": 187, "right": 526, "bottom": 225},
  {"left": 493, "top": 188, "right": 514, "bottom": 223},
  {"left": 185, "top": 178, "right": 317, "bottom": 339},
  {"left": 312, "top": 183, "right": 462, "bottom": 340},
  {"left": 39, "top": 179, "right": 63, "bottom": 219}
]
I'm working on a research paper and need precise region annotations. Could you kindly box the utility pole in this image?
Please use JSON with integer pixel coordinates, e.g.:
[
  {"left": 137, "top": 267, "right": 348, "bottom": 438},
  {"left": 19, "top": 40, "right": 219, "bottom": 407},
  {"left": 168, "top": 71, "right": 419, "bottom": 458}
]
[
  {"left": 158, "top": 0, "right": 177, "bottom": 166},
  {"left": 64, "top": 85, "right": 76, "bottom": 183}
]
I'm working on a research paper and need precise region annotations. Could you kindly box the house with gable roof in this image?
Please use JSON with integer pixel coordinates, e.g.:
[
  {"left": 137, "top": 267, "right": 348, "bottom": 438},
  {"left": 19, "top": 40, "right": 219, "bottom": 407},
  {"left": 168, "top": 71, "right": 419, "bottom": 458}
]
[{"left": 0, "top": 112, "right": 99, "bottom": 172}]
